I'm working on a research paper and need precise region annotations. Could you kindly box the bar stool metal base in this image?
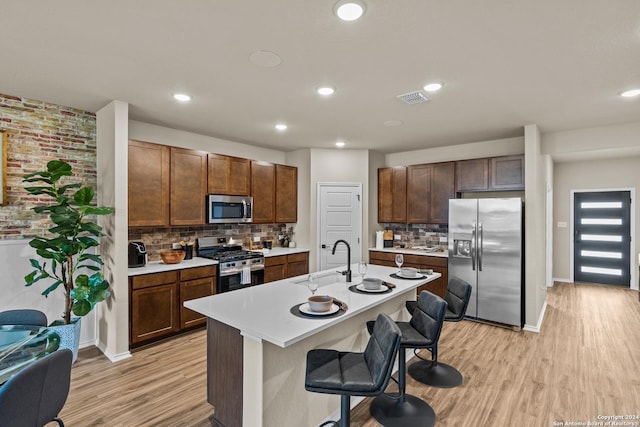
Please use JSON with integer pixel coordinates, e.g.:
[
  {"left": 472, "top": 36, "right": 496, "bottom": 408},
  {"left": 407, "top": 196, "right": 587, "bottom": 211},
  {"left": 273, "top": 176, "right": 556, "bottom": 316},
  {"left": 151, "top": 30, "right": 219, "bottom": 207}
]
[
  {"left": 408, "top": 360, "right": 463, "bottom": 388},
  {"left": 370, "top": 393, "right": 436, "bottom": 427}
]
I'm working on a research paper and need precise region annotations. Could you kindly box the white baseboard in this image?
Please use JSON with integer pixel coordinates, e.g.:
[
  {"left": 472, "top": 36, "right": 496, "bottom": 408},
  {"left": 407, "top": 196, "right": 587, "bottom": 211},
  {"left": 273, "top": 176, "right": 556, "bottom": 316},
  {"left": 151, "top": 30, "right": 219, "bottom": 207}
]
[
  {"left": 96, "top": 340, "right": 132, "bottom": 363},
  {"left": 553, "top": 277, "right": 571, "bottom": 284},
  {"left": 523, "top": 300, "right": 547, "bottom": 333}
]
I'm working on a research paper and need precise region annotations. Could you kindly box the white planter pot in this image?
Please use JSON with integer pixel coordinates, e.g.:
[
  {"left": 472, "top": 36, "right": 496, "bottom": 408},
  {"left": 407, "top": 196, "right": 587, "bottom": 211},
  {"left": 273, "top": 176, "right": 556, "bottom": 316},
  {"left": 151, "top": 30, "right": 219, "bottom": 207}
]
[{"left": 48, "top": 317, "right": 81, "bottom": 363}]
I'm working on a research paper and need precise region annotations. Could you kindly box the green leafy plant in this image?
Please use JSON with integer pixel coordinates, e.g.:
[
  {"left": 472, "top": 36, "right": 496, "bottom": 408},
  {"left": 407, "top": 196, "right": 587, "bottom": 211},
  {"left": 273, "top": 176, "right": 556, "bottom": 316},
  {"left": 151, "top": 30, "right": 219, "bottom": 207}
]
[{"left": 23, "top": 160, "right": 114, "bottom": 324}]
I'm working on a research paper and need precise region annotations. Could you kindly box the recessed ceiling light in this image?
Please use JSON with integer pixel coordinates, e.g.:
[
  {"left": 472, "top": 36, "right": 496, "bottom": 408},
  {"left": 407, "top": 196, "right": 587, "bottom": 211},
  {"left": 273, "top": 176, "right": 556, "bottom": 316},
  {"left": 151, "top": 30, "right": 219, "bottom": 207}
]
[
  {"left": 334, "top": 1, "right": 365, "bottom": 21},
  {"left": 335, "top": 141, "right": 346, "bottom": 148},
  {"left": 384, "top": 120, "right": 403, "bottom": 127},
  {"left": 275, "top": 123, "right": 288, "bottom": 131},
  {"left": 423, "top": 82, "right": 444, "bottom": 92},
  {"left": 173, "top": 93, "right": 192, "bottom": 102},
  {"left": 249, "top": 50, "right": 282, "bottom": 68},
  {"left": 317, "top": 87, "right": 335, "bottom": 96},
  {"left": 619, "top": 88, "right": 640, "bottom": 98}
]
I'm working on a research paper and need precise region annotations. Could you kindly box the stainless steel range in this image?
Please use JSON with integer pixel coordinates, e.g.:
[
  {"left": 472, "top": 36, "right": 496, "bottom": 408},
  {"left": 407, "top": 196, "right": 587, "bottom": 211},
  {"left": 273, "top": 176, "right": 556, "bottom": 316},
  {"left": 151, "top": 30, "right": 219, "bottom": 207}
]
[{"left": 197, "top": 237, "right": 265, "bottom": 293}]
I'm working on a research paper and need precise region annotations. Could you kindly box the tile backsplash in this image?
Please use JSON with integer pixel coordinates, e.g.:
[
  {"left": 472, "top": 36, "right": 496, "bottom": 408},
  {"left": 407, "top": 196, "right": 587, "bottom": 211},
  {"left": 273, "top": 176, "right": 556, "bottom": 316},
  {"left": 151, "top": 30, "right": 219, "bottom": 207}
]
[
  {"left": 381, "top": 223, "right": 448, "bottom": 250},
  {"left": 129, "top": 223, "right": 290, "bottom": 261}
]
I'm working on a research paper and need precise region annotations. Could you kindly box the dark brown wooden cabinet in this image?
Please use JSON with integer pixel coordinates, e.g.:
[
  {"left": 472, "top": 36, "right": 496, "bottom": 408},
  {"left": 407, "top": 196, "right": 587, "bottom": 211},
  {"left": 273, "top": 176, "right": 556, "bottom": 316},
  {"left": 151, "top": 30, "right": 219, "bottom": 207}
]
[
  {"left": 275, "top": 164, "right": 298, "bottom": 223},
  {"left": 378, "top": 167, "right": 407, "bottom": 223},
  {"left": 264, "top": 255, "right": 287, "bottom": 283},
  {"left": 264, "top": 252, "right": 310, "bottom": 283},
  {"left": 207, "top": 153, "right": 250, "bottom": 196},
  {"left": 130, "top": 271, "right": 180, "bottom": 345},
  {"left": 405, "top": 162, "right": 454, "bottom": 224},
  {"left": 369, "top": 250, "right": 448, "bottom": 298},
  {"left": 490, "top": 155, "right": 525, "bottom": 190},
  {"left": 286, "top": 252, "right": 309, "bottom": 278},
  {"left": 130, "top": 265, "right": 216, "bottom": 347},
  {"left": 128, "top": 140, "right": 170, "bottom": 227},
  {"left": 456, "top": 155, "right": 524, "bottom": 192},
  {"left": 170, "top": 147, "right": 208, "bottom": 225},
  {"left": 251, "top": 161, "right": 276, "bottom": 223},
  {"left": 430, "top": 162, "right": 456, "bottom": 224},
  {"left": 179, "top": 266, "right": 216, "bottom": 329}
]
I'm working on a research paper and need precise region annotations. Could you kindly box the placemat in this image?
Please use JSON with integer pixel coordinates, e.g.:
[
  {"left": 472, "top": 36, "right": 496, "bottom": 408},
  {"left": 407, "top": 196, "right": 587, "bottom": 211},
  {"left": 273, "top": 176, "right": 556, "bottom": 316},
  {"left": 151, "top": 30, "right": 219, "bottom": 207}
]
[
  {"left": 290, "top": 303, "right": 346, "bottom": 319},
  {"left": 389, "top": 273, "right": 426, "bottom": 280},
  {"left": 348, "top": 284, "right": 393, "bottom": 294}
]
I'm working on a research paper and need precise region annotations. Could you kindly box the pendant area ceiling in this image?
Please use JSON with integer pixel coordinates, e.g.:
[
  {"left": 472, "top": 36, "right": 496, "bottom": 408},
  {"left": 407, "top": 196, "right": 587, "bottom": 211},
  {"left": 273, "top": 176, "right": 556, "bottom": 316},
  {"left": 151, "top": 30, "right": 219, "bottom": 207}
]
[{"left": 0, "top": 1, "right": 639, "bottom": 153}]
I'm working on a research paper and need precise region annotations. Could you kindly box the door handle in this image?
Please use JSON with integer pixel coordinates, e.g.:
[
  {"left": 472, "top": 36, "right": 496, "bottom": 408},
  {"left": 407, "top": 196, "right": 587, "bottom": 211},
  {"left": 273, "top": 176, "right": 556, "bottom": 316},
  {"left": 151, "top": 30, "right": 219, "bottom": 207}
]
[
  {"left": 321, "top": 244, "right": 327, "bottom": 249},
  {"left": 471, "top": 222, "right": 477, "bottom": 271}
]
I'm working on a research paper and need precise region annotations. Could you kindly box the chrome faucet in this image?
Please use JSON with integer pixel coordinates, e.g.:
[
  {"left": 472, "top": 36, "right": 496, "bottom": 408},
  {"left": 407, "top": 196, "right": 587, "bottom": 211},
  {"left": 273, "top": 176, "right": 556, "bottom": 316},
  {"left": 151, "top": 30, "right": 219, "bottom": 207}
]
[{"left": 331, "top": 239, "right": 352, "bottom": 282}]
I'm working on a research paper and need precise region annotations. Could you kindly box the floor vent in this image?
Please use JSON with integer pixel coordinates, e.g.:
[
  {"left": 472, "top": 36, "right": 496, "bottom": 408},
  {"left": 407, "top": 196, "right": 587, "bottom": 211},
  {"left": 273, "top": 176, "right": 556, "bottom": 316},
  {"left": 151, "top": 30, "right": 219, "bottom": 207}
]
[{"left": 397, "top": 91, "right": 430, "bottom": 105}]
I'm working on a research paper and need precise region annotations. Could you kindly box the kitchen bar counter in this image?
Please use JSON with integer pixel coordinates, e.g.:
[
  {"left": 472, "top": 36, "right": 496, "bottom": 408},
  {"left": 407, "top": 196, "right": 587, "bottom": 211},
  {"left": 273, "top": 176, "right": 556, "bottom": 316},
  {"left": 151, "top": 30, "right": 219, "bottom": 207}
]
[
  {"left": 369, "top": 246, "right": 448, "bottom": 258},
  {"left": 185, "top": 264, "right": 440, "bottom": 427}
]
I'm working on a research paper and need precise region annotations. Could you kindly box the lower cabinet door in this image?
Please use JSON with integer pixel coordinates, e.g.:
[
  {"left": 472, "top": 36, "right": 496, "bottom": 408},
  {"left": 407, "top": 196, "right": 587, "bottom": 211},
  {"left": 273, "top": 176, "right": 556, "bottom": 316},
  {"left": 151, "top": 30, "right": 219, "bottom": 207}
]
[
  {"left": 131, "top": 283, "right": 180, "bottom": 345},
  {"left": 180, "top": 277, "right": 215, "bottom": 329}
]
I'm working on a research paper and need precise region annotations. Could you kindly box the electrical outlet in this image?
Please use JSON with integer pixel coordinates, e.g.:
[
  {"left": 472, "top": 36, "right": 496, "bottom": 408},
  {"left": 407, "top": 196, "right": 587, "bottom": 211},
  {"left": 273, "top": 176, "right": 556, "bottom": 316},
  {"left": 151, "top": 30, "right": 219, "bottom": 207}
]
[
  {"left": 253, "top": 236, "right": 261, "bottom": 242},
  {"left": 394, "top": 234, "right": 401, "bottom": 240},
  {"left": 439, "top": 236, "right": 448, "bottom": 243}
]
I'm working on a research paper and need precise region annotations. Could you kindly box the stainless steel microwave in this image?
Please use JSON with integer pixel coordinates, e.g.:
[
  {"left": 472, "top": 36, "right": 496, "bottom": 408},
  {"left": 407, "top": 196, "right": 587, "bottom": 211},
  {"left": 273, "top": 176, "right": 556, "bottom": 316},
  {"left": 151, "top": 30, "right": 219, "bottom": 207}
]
[{"left": 206, "top": 195, "right": 253, "bottom": 224}]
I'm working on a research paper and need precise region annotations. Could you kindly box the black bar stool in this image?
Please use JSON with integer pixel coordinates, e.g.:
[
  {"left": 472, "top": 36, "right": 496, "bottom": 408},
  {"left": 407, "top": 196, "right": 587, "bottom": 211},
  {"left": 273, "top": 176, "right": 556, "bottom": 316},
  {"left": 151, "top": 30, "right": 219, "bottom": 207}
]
[
  {"left": 366, "top": 291, "right": 447, "bottom": 427},
  {"left": 305, "top": 313, "right": 402, "bottom": 427},
  {"left": 406, "top": 277, "right": 472, "bottom": 388}
]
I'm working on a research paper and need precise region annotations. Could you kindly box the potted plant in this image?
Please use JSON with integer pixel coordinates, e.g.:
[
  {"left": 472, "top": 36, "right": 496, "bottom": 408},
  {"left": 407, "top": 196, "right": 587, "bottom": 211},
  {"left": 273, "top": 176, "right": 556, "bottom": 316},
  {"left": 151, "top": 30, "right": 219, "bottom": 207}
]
[{"left": 22, "top": 160, "right": 114, "bottom": 361}]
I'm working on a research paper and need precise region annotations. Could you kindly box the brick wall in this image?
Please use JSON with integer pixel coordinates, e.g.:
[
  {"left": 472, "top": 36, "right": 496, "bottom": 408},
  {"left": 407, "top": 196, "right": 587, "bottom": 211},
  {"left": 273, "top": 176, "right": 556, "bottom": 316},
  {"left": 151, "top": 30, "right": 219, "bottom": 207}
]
[{"left": 0, "top": 93, "right": 97, "bottom": 239}]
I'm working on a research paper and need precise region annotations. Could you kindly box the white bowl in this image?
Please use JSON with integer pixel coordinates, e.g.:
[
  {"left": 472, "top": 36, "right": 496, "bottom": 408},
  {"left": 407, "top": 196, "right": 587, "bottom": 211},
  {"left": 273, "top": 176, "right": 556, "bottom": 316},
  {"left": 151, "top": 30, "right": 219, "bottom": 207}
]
[
  {"left": 308, "top": 295, "right": 333, "bottom": 312},
  {"left": 400, "top": 267, "right": 418, "bottom": 278},
  {"left": 362, "top": 277, "right": 383, "bottom": 290}
]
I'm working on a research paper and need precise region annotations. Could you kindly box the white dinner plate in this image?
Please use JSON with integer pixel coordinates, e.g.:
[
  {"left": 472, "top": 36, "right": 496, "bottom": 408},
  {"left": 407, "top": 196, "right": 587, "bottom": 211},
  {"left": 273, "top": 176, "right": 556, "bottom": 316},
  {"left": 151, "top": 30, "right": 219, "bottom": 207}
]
[
  {"left": 356, "top": 283, "right": 389, "bottom": 293},
  {"left": 397, "top": 272, "right": 426, "bottom": 279},
  {"left": 299, "top": 302, "right": 339, "bottom": 316}
]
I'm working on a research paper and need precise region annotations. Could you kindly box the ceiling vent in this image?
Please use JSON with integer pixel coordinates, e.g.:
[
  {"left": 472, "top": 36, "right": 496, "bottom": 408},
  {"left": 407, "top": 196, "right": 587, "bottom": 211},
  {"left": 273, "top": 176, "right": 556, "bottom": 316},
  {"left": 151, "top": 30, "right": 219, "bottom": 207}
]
[{"left": 397, "top": 90, "right": 430, "bottom": 105}]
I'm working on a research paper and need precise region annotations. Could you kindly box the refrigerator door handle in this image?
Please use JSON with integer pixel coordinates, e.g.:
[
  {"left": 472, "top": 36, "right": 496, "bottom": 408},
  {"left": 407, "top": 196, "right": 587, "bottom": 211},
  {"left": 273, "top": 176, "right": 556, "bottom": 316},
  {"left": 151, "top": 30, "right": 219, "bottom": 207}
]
[
  {"left": 471, "top": 222, "right": 477, "bottom": 271},
  {"left": 478, "top": 222, "right": 483, "bottom": 271}
]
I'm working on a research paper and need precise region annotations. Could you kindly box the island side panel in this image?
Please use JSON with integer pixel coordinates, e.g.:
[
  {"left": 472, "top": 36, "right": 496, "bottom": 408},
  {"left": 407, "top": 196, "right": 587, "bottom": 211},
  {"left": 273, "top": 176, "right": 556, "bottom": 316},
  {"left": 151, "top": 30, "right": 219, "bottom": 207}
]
[{"left": 207, "top": 318, "right": 243, "bottom": 427}]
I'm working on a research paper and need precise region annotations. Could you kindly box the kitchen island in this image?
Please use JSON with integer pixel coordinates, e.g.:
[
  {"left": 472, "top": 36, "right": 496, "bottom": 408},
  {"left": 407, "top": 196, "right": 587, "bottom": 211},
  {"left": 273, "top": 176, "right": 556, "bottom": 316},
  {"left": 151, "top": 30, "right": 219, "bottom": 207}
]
[{"left": 185, "top": 264, "right": 440, "bottom": 427}]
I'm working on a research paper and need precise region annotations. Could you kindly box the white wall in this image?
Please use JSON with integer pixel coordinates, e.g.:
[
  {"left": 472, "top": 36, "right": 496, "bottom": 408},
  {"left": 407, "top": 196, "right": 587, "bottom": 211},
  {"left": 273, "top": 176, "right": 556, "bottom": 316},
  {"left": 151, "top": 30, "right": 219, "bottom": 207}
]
[
  {"left": 386, "top": 136, "right": 525, "bottom": 167},
  {"left": 0, "top": 239, "right": 97, "bottom": 347},
  {"left": 129, "top": 121, "right": 286, "bottom": 164}
]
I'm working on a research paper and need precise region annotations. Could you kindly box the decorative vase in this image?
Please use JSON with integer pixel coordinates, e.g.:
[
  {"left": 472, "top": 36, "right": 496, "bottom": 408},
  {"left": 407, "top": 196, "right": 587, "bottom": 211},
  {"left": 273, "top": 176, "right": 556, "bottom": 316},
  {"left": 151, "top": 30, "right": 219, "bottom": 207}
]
[{"left": 48, "top": 317, "right": 81, "bottom": 363}]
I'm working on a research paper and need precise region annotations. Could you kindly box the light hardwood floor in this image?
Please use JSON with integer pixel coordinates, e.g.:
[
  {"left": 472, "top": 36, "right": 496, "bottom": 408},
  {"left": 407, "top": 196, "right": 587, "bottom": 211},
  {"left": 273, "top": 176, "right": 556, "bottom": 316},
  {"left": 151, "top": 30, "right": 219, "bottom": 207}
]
[{"left": 56, "top": 282, "right": 640, "bottom": 427}]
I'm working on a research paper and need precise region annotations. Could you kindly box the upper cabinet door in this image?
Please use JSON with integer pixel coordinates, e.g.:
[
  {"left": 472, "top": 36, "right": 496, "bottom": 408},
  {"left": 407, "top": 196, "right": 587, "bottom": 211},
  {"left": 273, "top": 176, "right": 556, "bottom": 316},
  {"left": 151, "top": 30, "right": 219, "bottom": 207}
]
[
  {"left": 406, "top": 164, "right": 431, "bottom": 223},
  {"left": 455, "top": 158, "right": 489, "bottom": 192},
  {"left": 251, "top": 161, "right": 276, "bottom": 223},
  {"left": 490, "top": 155, "right": 524, "bottom": 190},
  {"left": 128, "top": 140, "right": 170, "bottom": 227},
  {"left": 429, "top": 162, "right": 456, "bottom": 224},
  {"left": 378, "top": 167, "right": 407, "bottom": 223},
  {"left": 275, "top": 164, "right": 297, "bottom": 223},
  {"left": 207, "top": 154, "right": 250, "bottom": 196},
  {"left": 170, "top": 147, "right": 208, "bottom": 225}
]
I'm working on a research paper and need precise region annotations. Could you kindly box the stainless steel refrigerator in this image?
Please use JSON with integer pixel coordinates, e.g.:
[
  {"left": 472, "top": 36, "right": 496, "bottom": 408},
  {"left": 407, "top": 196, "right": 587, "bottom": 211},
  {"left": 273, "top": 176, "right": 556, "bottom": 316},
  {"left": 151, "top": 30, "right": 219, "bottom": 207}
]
[{"left": 448, "top": 198, "right": 524, "bottom": 327}]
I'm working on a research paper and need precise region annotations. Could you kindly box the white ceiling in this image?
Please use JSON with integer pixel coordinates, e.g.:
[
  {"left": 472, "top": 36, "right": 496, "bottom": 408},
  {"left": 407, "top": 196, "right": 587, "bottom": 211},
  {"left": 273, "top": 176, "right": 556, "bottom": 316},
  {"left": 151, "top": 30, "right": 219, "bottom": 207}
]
[{"left": 1, "top": 1, "right": 639, "bottom": 154}]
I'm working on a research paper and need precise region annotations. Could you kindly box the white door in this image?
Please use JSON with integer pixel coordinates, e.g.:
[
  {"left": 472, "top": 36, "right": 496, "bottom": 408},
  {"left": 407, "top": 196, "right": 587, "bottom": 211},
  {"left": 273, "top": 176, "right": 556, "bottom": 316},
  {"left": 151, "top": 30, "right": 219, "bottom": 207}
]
[{"left": 318, "top": 183, "right": 362, "bottom": 271}]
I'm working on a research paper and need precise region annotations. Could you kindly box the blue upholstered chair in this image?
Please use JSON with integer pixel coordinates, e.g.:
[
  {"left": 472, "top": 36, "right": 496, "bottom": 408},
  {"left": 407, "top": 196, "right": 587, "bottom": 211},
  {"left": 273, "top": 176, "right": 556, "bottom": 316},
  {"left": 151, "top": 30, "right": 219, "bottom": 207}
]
[
  {"left": 0, "top": 309, "right": 48, "bottom": 327},
  {"left": 0, "top": 348, "right": 73, "bottom": 427}
]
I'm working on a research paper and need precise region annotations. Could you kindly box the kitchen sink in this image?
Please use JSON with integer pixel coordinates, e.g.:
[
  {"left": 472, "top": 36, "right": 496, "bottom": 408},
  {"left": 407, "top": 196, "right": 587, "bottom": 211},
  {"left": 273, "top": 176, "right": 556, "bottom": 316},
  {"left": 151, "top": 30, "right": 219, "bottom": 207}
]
[{"left": 291, "top": 270, "right": 344, "bottom": 287}]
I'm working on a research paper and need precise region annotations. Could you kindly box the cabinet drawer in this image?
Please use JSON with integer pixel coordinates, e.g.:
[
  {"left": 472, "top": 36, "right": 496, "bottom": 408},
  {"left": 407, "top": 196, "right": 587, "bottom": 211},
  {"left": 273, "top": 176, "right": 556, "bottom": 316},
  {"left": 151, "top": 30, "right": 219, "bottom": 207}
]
[
  {"left": 287, "top": 252, "right": 308, "bottom": 263},
  {"left": 265, "top": 255, "right": 286, "bottom": 267},
  {"left": 180, "top": 265, "right": 217, "bottom": 281},
  {"left": 131, "top": 271, "right": 179, "bottom": 290}
]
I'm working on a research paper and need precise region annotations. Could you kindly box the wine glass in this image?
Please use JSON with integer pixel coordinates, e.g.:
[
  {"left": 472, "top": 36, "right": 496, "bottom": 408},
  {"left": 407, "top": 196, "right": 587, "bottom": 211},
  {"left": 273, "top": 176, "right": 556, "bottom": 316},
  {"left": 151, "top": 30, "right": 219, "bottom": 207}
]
[
  {"left": 395, "top": 254, "right": 404, "bottom": 273},
  {"left": 358, "top": 261, "right": 367, "bottom": 280},
  {"left": 307, "top": 273, "right": 318, "bottom": 295}
]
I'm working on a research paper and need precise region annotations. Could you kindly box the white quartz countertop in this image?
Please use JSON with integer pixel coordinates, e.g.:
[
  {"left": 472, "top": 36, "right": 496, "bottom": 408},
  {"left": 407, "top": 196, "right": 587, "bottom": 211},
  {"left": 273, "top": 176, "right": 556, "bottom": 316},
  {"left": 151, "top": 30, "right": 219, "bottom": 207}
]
[
  {"left": 251, "top": 247, "right": 309, "bottom": 257},
  {"left": 369, "top": 247, "right": 448, "bottom": 258},
  {"left": 184, "top": 263, "right": 440, "bottom": 348},
  {"left": 128, "top": 258, "right": 218, "bottom": 276}
]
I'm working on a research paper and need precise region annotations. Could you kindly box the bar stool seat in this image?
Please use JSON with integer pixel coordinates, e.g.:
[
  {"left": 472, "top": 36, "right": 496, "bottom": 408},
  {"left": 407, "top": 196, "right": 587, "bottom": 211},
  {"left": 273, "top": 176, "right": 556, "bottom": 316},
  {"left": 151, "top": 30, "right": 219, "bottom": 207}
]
[
  {"left": 406, "top": 277, "right": 472, "bottom": 388},
  {"left": 305, "top": 313, "right": 402, "bottom": 427},
  {"left": 366, "top": 291, "right": 447, "bottom": 427}
]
